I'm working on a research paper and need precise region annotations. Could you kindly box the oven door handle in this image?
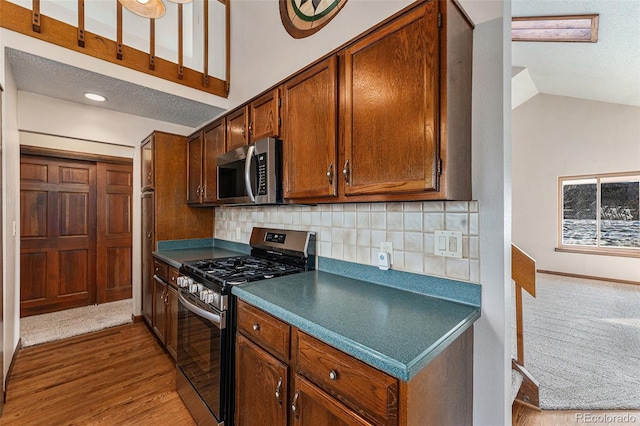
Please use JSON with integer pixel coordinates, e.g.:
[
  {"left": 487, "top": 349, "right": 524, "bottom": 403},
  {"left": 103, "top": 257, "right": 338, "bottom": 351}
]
[
  {"left": 178, "top": 291, "right": 226, "bottom": 329},
  {"left": 244, "top": 144, "right": 256, "bottom": 203}
]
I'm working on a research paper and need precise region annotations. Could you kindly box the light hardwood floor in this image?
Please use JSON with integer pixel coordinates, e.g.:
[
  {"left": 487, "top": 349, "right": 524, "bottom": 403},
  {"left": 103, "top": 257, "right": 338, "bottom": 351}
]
[
  {"left": 0, "top": 323, "right": 195, "bottom": 425},
  {"left": 513, "top": 402, "right": 640, "bottom": 425}
]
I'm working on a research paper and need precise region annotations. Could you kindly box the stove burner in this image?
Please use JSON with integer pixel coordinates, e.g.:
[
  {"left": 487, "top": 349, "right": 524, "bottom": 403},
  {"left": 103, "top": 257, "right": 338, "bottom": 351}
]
[{"left": 182, "top": 255, "right": 306, "bottom": 288}]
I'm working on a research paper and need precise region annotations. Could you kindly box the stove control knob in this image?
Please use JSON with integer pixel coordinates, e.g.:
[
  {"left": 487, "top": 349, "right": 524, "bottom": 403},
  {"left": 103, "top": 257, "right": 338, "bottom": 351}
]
[{"left": 189, "top": 282, "right": 198, "bottom": 293}]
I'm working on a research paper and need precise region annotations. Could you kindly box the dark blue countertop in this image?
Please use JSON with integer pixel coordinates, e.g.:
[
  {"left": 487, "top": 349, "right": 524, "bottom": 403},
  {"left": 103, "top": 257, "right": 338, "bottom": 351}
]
[{"left": 233, "top": 271, "right": 480, "bottom": 381}]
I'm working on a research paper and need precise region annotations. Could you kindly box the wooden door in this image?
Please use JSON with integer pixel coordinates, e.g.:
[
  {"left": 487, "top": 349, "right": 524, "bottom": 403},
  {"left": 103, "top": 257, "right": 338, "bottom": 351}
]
[
  {"left": 227, "top": 107, "right": 249, "bottom": 151},
  {"left": 96, "top": 162, "right": 132, "bottom": 304},
  {"left": 186, "top": 132, "right": 203, "bottom": 204},
  {"left": 341, "top": 2, "right": 439, "bottom": 196},
  {"left": 249, "top": 88, "right": 281, "bottom": 142},
  {"left": 203, "top": 119, "right": 226, "bottom": 204},
  {"left": 141, "top": 191, "right": 154, "bottom": 326},
  {"left": 283, "top": 57, "right": 338, "bottom": 200},
  {"left": 292, "top": 375, "right": 371, "bottom": 426},
  {"left": 236, "top": 334, "right": 288, "bottom": 426},
  {"left": 20, "top": 156, "right": 97, "bottom": 316},
  {"left": 141, "top": 135, "right": 154, "bottom": 191}
]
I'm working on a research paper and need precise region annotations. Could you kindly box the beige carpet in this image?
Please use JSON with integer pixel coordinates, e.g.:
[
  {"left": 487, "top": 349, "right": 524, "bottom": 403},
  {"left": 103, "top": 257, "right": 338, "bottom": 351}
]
[
  {"left": 20, "top": 299, "right": 133, "bottom": 347},
  {"left": 516, "top": 273, "right": 640, "bottom": 410}
]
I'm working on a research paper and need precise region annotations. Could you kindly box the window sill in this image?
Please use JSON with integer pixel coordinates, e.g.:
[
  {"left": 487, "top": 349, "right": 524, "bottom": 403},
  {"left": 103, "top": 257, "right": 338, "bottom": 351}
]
[{"left": 555, "top": 246, "right": 640, "bottom": 259}]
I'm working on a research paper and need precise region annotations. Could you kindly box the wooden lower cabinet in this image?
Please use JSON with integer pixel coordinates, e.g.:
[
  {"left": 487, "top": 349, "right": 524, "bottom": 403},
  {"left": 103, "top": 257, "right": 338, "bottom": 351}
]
[
  {"left": 292, "top": 375, "right": 371, "bottom": 426},
  {"left": 236, "top": 334, "right": 289, "bottom": 426},
  {"left": 236, "top": 300, "right": 473, "bottom": 426},
  {"left": 146, "top": 257, "right": 179, "bottom": 360}
]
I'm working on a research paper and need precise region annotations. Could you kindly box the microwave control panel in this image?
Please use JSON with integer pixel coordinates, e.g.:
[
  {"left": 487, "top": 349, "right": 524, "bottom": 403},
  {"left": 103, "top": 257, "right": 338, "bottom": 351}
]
[{"left": 257, "top": 153, "right": 268, "bottom": 195}]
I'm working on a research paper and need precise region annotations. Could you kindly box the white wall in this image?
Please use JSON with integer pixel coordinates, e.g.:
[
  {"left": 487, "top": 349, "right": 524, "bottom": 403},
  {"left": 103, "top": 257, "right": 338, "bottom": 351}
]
[
  {"left": 513, "top": 94, "right": 640, "bottom": 282},
  {"left": 2, "top": 45, "right": 21, "bottom": 389}
]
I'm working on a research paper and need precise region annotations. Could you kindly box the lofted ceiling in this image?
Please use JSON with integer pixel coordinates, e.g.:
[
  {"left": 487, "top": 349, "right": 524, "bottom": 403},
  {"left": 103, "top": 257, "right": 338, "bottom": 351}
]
[
  {"left": 5, "top": 48, "right": 224, "bottom": 128},
  {"left": 512, "top": 0, "right": 640, "bottom": 108}
]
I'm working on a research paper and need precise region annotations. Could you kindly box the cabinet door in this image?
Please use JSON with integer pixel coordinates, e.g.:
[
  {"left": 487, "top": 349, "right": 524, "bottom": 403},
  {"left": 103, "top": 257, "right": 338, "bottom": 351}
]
[
  {"left": 141, "top": 135, "right": 154, "bottom": 191},
  {"left": 227, "top": 107, "right": 249, "bottom": 151},
  {"left": 166, "top": 284, "right": 178, "bottom": 360},
  {"left": 283, "top": 57, "right": 338, "bottom": 199},
  {"left": 341, "top": 2, "right": 439, "bottom": 196},
  {"left": 141, "top": 191, "right": 154, "bottom": 326},
  {"left": 152, "top": 277, "right": 167, "bottom": 344},
  {"left": 292, "top": 375, "right": 371, "bottom": 426},
  {"left": 249, "top": 88, "right": 281, "bottom": 142},
  {"left": 186, "top": 132, "right": 203, "bottom": 204},
  {"left": 236, "top": 334, "right": 288, "bottom": 426},
  {"left": 203, "top": 119, "right": 226, "bottom": 204}
]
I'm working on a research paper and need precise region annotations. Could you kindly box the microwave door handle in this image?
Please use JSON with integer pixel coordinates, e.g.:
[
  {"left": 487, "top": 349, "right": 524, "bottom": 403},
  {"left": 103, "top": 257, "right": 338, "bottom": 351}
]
[{"left": 244, "top": 144, "right": 256, "bottom": 203}]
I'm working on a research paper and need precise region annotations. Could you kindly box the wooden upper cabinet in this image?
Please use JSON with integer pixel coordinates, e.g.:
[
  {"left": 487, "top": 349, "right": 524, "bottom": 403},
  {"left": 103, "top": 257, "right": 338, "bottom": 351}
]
[
  {"left": 186, "top": 132, "right": 203, "bottom": 204},
  {"left": 141, "top": 135, "right": 154, "bottom": 191},
  {"left": 226, "top": 107, "right": 249, "bottom": 151},
  {"left": 202, "top": 118, "right": 226, "bottom": 204},
  {"left": 249, "top": 87, "right": 282, "bottom": 143},
  {"left": 341, "top": 2, "right": 439, "bottom": 197},
  {"left": 283, "top": 58, "right": 338, "bottom": 200}
]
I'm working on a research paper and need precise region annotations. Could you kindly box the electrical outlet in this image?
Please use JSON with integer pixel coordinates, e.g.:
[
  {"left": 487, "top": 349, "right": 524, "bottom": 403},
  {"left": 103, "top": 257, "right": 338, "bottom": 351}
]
[
  {"left": 380, "top": 242, "right": 393, "bottom": 264},
  {"left": 236, "top": 226, "right": 242, "bottom": 240},
  {"left": 434, "top": 230, "right": 463, "bottom": 258}
]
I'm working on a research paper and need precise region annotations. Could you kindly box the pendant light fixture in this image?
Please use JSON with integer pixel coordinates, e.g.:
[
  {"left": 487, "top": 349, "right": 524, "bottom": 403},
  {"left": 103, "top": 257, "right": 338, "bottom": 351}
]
[{"left": 119, "top": 0, "right": 193, "bottom": 20}]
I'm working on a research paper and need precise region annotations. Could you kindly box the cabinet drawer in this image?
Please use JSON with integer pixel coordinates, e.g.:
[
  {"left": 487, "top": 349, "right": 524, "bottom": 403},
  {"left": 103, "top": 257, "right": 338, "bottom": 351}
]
[
  {"left": 237, "top": 300, "right": 290, "bottom": 360},
  {"left": 168, "top": 266, "right": 179, "bottom": 289},
  {"left": 153, "top": 260, "right": 168, "bottom": 282},
  {"left": 295, "top": 330, "right": 398, "bottom": 426}
]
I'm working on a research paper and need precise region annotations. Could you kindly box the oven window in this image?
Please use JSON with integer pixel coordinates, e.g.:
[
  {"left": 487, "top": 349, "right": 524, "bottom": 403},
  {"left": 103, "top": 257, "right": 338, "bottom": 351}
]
[{"left": 177, "top": 302, "right": 222, "bottom": 419}]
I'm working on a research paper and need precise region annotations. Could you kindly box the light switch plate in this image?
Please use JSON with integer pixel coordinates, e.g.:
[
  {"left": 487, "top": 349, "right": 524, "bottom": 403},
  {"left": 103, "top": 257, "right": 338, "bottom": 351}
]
[{"left": 434, "top": 230, "right": 463, "bottom": 258}]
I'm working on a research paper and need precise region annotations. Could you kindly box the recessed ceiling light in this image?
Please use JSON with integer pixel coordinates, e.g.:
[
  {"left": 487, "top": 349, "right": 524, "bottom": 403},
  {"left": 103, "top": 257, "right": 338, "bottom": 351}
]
[
  {"left": 512, "top": 14, "right": 599, "bottom": 43},
  {"left": 84, "top": 92, "right": 107, "bottom": 102}
]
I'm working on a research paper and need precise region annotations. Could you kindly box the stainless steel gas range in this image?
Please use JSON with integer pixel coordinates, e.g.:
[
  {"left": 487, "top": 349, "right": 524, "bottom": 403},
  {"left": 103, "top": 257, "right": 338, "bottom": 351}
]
[{"left": 176, "top": 227, "right": 315, "bottom": 426}]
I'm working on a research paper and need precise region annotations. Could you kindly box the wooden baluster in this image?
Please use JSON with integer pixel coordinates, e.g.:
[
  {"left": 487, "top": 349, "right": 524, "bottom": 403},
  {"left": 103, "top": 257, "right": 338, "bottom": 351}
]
[
  {"left": 178, "top": 4, "right": 184, "bottom": 79},
  {"left": 150, "top": 19, "right": 156, "bottom": 71},
  {"left": 77, "top": 0, "right": 85, "bottom": 47},
  {"left": 116, "top": 1, "right": 123, "bottom": 60},
  {"left": 32, "top": 0, "right": 41, "bottom": 33},
  {"left": 203, "top": 0, "right": 209, "bottom": 87}
]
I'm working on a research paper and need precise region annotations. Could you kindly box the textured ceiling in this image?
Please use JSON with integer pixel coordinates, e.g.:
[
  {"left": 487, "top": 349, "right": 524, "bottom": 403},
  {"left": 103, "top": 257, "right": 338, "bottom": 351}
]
[
  {"left": 512, "top": 0, "right": 640, "bottom": 107},
  {"left": 6, "top": 48, "right": 225, "bottom": 128}
]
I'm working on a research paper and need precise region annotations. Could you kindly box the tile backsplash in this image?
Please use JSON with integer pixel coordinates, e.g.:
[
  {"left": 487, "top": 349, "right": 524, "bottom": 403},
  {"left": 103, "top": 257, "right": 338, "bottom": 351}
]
[{"left": 214, "top": 201, "right": 479, "bottom": 283}]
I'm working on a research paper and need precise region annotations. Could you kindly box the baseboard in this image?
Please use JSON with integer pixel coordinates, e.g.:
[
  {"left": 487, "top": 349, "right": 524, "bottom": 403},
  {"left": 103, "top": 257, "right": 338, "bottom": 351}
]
[
  {"left": 4, "top": 338, "right": 23, "bottom": 403},
  {"left": 537, "top": 270, "right": 640, "bottom": 286},
  {"left": 131, "top": 314, "right": 144, "bottom": 323}
]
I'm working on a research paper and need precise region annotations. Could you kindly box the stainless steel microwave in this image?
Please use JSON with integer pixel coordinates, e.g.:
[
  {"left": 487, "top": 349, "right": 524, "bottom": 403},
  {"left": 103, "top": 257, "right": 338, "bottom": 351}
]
[{"left": 217, "top": 138, "right": 283, "bottom": 205}]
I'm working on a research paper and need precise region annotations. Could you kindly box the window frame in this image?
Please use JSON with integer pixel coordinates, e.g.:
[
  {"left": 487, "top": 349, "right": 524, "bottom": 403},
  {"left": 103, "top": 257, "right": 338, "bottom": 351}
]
[{"left": 557, "top": 171, "right": 640, "bottom": 258}]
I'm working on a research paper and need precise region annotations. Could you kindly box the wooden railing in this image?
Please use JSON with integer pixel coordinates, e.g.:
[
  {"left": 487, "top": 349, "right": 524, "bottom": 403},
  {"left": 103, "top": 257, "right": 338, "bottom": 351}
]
[
  {"left": 0, "top": 0, "right": 229, "bottom": 97},
  {"left": 511, "top": 243, "right": 540, "bottom": 408}
]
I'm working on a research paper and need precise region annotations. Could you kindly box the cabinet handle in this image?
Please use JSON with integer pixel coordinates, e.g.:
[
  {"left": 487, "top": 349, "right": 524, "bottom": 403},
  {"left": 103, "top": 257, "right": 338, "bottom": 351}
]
[
  {"left": 147, "top": 172, "right": 152, "bottom": 183},
  {"left": 275, "top": 377, "right": 283, "bottom": 403},
  {"left": 342, "top": 160, "right": 350, "bottom": 185},
  {"left": 291, "top": 391, "right": 299, "bottom": 415},
  {"left": 248, "top": 120, "right": 253, "bottom": 137},
  {"left": 241, "top": 124, "right": 246, "bottom": 138},
  {"left": 147, "top": 231, "right": 152, "bottom": 239},
  {"left": 329, "top": 370, "right": 338, "bottom": 380},
  {"left": 196, "top": 185, "right": 201, "bottom": 197},
  {"left": 252, "top": 323, "right": 260, "bottom": 331},
  {"left": 326, "top": 163, "right": 333, "bottom": 185}
]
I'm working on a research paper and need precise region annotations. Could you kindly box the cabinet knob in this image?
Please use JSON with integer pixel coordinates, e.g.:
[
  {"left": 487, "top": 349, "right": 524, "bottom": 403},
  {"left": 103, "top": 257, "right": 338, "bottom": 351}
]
[
  {"left": 342, "top": 160, "right": 350, "bottom": 185},
  {"left": 326, "top": 163, "right": 333, "bottom": 185},
  {"left": 329, "top": 370, "right": 338, "bottom": 380},
  {"left": 252, "top": 324, "right": 260, "bottom": 331}
]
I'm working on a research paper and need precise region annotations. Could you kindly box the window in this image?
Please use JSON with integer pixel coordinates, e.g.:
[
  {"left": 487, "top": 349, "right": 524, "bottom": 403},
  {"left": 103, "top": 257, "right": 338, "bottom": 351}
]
[{"left": 559, "top": 172, "right": 640, "bottom": 257}]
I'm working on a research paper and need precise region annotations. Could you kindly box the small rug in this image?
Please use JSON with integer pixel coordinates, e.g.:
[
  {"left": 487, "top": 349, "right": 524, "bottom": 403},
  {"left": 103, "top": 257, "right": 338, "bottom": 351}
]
[
  {"left": 516, "top": 274, "right": 640, "bottom": 410},
  {"left": 21, "top": 299, "right": 133, "bottom": 347}
]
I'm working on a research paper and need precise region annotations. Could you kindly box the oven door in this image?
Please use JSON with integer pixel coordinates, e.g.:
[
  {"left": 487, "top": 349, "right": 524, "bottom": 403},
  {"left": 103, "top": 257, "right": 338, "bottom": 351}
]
[{"left": 177, "top": 290, "right": 227, "bottom": 425}]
